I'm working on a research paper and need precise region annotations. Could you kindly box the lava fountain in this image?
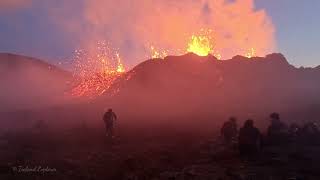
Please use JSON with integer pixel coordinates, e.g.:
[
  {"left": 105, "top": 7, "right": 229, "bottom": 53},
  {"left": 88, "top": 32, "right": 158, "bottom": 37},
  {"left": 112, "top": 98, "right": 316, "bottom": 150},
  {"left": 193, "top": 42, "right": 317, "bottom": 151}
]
[
  {"left": 186, "top": 29, "right": 222, "bottom": 59},
  {"left": 70, "top": 41, "right": 126, "bottom": 98}
]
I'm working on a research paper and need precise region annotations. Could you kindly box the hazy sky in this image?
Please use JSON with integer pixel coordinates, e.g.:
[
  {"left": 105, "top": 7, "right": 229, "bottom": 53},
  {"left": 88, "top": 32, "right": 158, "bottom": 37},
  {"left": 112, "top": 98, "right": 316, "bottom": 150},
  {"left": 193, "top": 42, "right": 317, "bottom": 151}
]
[
  {"left": 255, "top": 0, "right": 320, "bottom": 67},
  {"left": 0, "top": 0, "right": 319, "bottom": 68}
]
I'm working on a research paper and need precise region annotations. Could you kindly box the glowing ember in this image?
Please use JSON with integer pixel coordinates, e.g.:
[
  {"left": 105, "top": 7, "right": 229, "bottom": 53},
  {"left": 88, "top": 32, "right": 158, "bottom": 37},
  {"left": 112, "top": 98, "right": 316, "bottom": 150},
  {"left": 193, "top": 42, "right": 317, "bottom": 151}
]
[
  {"left": 150, "top": 46, "right": 168, "bottom": 59},
  {"left": 245, "top": 48, "right": 256, "bottom": 58},
  {"left": 70, "top": 71, "right": 122, "bottom": 97},
  {"left": 70, "top": 41, "right": 126, "bottom": 98},
  {"left": 213, "top": 53, "right": 222, "bottom": 60},
  {"left": 116, "top": 53, "right": 126, "bottom": 73}
]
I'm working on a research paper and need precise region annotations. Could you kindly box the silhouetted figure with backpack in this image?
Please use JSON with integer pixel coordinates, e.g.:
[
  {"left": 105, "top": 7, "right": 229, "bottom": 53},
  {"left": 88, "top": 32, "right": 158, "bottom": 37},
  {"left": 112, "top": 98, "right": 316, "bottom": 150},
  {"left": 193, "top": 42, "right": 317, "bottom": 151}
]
[
  {"left": 103, "top": 108, "right": 117, "bottom": 138},
  {"left": 221, "top": 117, "right": 238, "bottom": 144},
  {"left": 238, "top": 119, "right": 261, "bottom": 157}
]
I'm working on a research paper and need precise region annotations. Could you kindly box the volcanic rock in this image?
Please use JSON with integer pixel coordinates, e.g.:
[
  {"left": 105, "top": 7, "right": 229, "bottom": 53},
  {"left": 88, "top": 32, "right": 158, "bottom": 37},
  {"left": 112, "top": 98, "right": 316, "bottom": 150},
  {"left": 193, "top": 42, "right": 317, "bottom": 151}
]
[{"left": 105, "top": 53, "right": 320, "bottom": 127}]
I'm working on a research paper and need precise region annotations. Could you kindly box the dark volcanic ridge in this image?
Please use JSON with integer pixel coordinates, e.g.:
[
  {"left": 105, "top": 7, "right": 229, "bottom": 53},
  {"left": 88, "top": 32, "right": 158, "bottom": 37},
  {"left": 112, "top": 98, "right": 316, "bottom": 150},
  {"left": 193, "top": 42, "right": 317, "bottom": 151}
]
[
  {"left": 1, "top": 52, "right": 320, "bottom": 126},
  {"left": 102, "top": 53, "right": 320, "bottom": 126},
  {"left": 0, "top": 53, "right": 70, "bottom": 76},
  {"left": 1, "top": 53, "right": 320, "bottom": 180}
]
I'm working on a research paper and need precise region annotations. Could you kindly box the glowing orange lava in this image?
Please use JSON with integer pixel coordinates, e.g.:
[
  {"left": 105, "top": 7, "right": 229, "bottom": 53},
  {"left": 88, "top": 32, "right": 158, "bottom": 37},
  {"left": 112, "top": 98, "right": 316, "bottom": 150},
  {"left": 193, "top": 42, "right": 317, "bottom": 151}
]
[
  {"left": 187, "top": 35, "right": 212, "bottom": 56},
  {"left": 149, "top": 29, "right": 222, "bottom": 60},
  {"left": 150, "top": 46, "right": 168, "bottom": 59},
  {"left": 71, "top": 31, "right": 258, "bottom": 99},
  {"left": 70, "top": 41, "right": 126, "bottom": 98},
  {"left": 116, "top": 53, "right": 126, "bottom": 72},
  {"left": 187, "top": 29, "right": 221, "bottom": 59},
  {"left": 245, "top": 48, "right": 256, "bottom": 58}
]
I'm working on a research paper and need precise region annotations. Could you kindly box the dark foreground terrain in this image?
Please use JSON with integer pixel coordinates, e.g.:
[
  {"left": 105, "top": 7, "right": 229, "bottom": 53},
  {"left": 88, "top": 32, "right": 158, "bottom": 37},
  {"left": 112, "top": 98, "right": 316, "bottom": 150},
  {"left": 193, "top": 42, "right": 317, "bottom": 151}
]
[
  {"left": 1, "top": 53, "right": 320, "bottom": 180},
  {"left": 0, "top": 125, "right": 319, "bottom": 180}
]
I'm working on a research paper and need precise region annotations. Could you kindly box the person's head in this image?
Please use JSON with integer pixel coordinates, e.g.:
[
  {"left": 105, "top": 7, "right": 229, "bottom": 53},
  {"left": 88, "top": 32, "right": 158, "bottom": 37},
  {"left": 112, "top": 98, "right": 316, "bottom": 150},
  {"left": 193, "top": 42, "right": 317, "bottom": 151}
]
[
  {"left": 108, "top": 108, "right": 112, "bottom": 112},
  {"left": 244, "top": 119, "right": 254, "bottom": 128},
  {"left": 229, "top": 117, "right": 237, "bottom": 123},
  {"left": 270, "top": 112, "right": 280, "bottom": 120}
]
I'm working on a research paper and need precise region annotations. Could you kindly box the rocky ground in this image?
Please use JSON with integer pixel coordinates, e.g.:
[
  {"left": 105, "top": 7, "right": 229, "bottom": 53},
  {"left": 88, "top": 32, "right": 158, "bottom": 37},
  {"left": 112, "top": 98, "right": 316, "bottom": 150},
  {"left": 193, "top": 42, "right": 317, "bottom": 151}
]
[{"left": 0, "top": 126, "right": 319, "bottom": 180}]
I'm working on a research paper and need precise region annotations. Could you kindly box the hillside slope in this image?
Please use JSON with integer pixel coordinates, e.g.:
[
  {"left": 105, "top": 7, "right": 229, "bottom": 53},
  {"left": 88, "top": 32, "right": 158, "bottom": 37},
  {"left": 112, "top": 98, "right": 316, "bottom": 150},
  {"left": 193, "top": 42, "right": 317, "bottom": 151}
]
[
  {"left": 102, "top": 53, "right": 320, "bottom": 125},
  {"left": 0, "top": 53, "right": 72, "bottom": 110}
]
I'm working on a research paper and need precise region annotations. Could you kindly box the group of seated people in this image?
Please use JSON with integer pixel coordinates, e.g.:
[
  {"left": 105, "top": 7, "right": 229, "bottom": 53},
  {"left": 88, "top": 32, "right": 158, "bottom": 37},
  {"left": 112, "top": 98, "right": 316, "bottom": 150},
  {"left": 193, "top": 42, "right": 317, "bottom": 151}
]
[{"left": 220, "top": 112, "right": 320, "bottom": 156}]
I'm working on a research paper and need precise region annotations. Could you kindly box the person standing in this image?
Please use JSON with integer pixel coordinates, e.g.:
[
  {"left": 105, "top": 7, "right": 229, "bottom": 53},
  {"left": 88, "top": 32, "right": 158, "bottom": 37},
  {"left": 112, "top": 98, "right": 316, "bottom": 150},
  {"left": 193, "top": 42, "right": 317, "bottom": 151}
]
[
  {"left": 238, "top": 119, "right": 261, "bottom": 157},
  {"left": 103, "top": 108, "right": 117, "bottom": 138},
  {"left": 267, "top": 112, "right": 288, "bottom": 144},
  {"left": 221, "top": 117, "right": 238, "bottom": 144}
]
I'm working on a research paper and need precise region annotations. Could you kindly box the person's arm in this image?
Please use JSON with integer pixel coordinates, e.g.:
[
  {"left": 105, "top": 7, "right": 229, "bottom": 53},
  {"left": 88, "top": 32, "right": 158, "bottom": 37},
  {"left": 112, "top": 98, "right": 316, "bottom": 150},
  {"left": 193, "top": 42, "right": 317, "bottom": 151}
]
[{"left": 113, "top": 112, "right": 117, "bottom": 120}]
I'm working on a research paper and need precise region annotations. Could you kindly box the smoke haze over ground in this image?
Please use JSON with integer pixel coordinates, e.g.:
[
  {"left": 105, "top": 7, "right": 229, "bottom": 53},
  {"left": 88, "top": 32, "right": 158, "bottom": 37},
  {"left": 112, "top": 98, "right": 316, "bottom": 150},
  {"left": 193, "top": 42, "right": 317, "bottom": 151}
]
[
  {"left": 1, "top": 52, "right": 320, "bottom": 179},
  {"left": 0, "top": 53, "right": 72, "bottom": 111},
  {"left": 1, "top": 53, "right": 320, "bottom": 131}
]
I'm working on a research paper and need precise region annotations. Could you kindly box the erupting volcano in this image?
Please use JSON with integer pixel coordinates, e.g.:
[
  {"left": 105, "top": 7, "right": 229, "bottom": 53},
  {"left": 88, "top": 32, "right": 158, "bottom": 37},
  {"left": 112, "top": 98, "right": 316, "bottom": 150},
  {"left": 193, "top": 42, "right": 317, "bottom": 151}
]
[
  {"left": 70, "top": 28, "right": 260, "bottom": 98},
  {"left": 186, "top": 29, "right": 221, "bottom": 59},
  {"left": 70, "top": 41, "right": 126, "bottom": 98},
  {"left": 1, "top": 0, "right": 320, "bottom": 179},
  {"left": 65, "top": 0, "right": 277, "bottom": 98}
]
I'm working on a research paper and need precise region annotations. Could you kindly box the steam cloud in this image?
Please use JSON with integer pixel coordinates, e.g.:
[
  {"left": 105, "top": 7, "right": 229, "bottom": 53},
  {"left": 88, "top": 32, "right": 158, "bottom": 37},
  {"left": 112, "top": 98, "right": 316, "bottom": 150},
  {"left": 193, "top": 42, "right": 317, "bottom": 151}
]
[
  {"left": 0, "top": 0, "right": 32, "bottom": 10},
  {"left": 69, "top": 0, "right": 276, "bottom": 66},
  {"left": 3, "top": 0, "right": 277, "bottom": 67}
]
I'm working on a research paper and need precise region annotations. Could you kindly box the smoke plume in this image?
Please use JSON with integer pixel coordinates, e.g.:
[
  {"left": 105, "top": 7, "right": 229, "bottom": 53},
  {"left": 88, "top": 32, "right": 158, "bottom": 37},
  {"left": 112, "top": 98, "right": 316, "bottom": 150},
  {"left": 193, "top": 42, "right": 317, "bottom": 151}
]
[
  {"left": 1, "top": 0, "right": 277, "bottom": 67},
  {"left": 0, "top": 0, "right": 32, "bottom": 10},
  {"left": 46, "top": 0, "right": 276, "bottom": 66}
]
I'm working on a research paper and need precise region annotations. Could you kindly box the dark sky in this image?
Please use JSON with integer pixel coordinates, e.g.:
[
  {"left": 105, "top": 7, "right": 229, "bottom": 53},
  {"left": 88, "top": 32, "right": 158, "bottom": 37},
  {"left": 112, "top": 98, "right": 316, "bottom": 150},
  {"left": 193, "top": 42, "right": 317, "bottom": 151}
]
[{"left": 0, "top": 0, "right": 319, "bottom": 68}]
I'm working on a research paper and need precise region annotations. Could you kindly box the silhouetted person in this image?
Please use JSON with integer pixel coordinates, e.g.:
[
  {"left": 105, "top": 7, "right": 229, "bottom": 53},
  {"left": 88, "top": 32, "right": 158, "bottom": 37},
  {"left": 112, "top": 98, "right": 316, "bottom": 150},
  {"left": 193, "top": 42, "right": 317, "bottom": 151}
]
[
  {"left": 288, "top": 123, "right": 300, "bottom": 141},
  {"left": 267, "top": 112, "right": 288, "bottom": 144},
  {"left": 303, "top": 122, "right": 319, "bottom": 134},
  {"left": 238, "top": 119, "right": 261, "bottom": 156},
  {"left": 300, "top": 122, "right": 320, "bottom": 145},
  {"left": 289, "top": 123, "right": 300, "bottom": 135},
  {"left": 103, "top": 108, "right": 117, "bottom": 138},
  {"left": 221, "top": 117, "right": 238, "bottom": 144}
]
